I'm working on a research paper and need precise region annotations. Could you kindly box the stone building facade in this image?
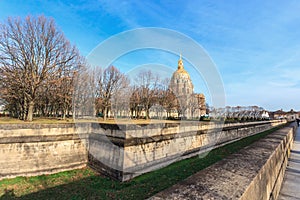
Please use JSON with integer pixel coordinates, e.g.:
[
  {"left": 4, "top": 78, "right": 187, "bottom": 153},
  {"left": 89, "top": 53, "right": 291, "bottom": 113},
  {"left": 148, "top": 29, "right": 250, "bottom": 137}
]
[{"left": 169, "top": 55, "right": 206, "bottom": 119}]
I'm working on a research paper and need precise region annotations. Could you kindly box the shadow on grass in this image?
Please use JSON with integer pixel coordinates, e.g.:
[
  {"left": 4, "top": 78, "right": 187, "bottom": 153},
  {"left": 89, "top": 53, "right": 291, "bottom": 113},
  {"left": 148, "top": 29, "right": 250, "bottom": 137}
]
[
  {"left": 0, "top": 176, "right": 136, "bottom": 200},
  {"left": 1, "top": 154, "right": 217, "bottom": 200},
  {"left": 0, "top": 172, "right": 179, "bottom": 200}
]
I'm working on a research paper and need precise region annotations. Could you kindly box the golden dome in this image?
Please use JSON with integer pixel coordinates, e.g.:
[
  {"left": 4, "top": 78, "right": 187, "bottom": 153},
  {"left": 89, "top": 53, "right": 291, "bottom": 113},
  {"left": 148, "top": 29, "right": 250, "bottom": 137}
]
[
  {"left": 170, "top": 54, "right": 194, "bottom": 96},
  {"left": 173, "top": 54, "right": 190, "bottom": 77}
]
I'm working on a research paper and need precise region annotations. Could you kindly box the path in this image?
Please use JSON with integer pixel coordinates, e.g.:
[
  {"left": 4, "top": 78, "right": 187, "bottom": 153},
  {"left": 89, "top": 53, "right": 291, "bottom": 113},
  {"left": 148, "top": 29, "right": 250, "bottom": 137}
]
[{"left": 278, "top": 125, "right": 300, "bottom": 200}]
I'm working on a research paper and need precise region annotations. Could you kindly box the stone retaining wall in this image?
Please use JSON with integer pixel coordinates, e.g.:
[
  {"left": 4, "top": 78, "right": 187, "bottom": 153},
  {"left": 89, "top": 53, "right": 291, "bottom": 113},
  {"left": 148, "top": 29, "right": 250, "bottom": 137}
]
[
  {"left": 150, "top": 123, "right": 296, "bottom": 200},
  {"left": 88, "top": 120, "right": 285, "bottom": 181},
  {"left": 0, "top": 120, "right": 286, "bottom": 182},
  {"left": 0, "top": 123, "right": 89, "bottom": 180}
]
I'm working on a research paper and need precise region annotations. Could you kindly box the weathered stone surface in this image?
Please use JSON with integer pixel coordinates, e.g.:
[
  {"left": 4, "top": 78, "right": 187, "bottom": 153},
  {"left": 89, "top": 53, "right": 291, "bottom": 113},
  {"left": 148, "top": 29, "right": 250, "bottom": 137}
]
[
  {"left": 0, "top": 124, "right": 88, "bottom": 180},
  {"left": 89, "top": 120, "right": 285, "bottom": 181},
  {"left": 150, "top": 124, "right": 295, "bottom": 200},
  {"left": 0, "top": 120, "right": 286, "bottom": 182}
]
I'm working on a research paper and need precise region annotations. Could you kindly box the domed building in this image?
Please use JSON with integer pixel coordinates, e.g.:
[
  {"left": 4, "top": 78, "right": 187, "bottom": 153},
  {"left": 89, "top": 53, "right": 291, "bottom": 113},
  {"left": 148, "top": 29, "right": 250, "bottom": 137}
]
[
  {"left": 170, "top": 55, "right": 194, "bottom": 97},
  {"left": 169, "top": 55, "right": 206, "bottom": 119}
]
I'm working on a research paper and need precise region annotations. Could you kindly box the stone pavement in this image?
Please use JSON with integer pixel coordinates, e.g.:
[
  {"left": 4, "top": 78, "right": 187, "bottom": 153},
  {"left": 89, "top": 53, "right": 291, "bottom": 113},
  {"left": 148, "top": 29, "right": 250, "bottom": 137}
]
[{"left": 278, "top": 125, "right": 300, "bottom": 200}]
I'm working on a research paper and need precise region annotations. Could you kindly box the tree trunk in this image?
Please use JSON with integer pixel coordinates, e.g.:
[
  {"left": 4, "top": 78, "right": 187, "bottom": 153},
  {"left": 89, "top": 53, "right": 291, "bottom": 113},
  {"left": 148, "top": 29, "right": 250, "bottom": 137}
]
[
  {"left": 22, "top": 97, "right": 27, "bottom": 120},
  {"left": 62, "top": 109, "right": 66, "bottom": 120},
  {"left": 146, "top": 109, "right": 150, "bottom": 120},
  {"left": 73, "top": 106, "right": 76, "bottom": 121},
  {"left": 27, "top": 101, "right": 34, "bottom": 121},
  {"left": 62, "top": 103, "right": 66, "bottom": 120},
  {"left": 104, "top": 106, "right": 108, "bottom": 121}
]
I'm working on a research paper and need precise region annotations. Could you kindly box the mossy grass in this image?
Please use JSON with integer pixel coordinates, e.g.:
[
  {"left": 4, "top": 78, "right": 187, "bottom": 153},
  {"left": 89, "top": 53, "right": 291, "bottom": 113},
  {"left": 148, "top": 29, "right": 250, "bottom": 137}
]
[{"left": 0, "top": 123, "right": 287, "bottom": 199}]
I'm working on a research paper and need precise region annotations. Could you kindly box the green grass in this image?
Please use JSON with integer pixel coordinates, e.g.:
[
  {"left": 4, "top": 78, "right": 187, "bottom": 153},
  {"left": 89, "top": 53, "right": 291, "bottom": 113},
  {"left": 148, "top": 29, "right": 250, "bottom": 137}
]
[{"left": 0, "top": 124, "right": 287, "bottom": 200}]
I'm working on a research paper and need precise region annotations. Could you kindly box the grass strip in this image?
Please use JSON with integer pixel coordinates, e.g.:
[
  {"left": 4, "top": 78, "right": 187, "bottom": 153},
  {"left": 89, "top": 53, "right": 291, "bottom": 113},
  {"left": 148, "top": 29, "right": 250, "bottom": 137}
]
[{"left": 0, "top": 124, "right": 287, "bottom": 200}]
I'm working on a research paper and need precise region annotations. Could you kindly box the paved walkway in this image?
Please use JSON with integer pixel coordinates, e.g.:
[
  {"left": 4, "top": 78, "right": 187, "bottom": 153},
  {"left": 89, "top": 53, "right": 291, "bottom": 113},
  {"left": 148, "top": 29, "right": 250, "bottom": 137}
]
[{"left": 278, "top": 126, "right": 300, "bottom": 200}]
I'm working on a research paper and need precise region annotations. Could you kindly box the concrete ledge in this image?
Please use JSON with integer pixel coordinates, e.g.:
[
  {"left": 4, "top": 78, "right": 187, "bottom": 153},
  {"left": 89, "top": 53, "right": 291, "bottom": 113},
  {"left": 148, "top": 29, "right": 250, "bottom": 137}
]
[{"left": 150, "top": 124, "right": 296, "bottom": 200}]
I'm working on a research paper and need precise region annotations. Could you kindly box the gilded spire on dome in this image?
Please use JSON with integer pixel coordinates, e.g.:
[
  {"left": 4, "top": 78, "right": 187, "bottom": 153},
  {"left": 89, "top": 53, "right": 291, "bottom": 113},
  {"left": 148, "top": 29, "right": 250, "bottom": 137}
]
[
  {"left": 174, "top": 53, "right": 189, "bottom": 76},
  {"left": 178, "top": 53, "right": 184, "bottom": 70}
]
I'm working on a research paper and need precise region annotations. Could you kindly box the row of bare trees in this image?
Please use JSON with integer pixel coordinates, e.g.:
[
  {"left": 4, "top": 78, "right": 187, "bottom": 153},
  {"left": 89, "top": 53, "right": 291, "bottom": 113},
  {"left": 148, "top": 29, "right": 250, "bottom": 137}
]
[
  {"left": 92, "top": 68, "right": 206, "bottom": 120},
  {"left": 92, "top": 67, "right": 179, "bottom": 120},
  {"left": 0, "top": 15, "right": 203, "bottom": 121},
  {"left": 0, "top": 16, "right": 83, "bottom": 121},
  {"left": 128, "top": 71, "right": 178, "bottom": 119}
]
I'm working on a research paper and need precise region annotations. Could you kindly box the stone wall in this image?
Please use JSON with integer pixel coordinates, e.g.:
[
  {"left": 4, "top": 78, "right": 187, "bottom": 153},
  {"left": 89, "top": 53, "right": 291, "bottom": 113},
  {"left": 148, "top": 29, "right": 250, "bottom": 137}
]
[
  {"left": 88, "top": 120, "right": 285, "bottom": 181},
  {"left": 240, "top": 125, "right": 295, "bottom": 200},
  {"left": 0, "top": 120, "right": 286, "bottom": 182},
  {"left": 150, "top": 123, "right": 296, "bottom": 200},
  {"left": 0, "top": 123, "right": 89, "bottom": 180}
]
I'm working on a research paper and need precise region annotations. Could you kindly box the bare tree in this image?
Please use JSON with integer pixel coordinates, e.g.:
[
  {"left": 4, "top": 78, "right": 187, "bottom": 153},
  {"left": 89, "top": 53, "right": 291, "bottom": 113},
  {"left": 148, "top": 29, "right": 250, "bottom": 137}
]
[
  {"left": 73, "top": 65, "right": 96, "bottom": 120},
  {"left": 134, "top": 70, "right": 160, "bottom": 120},
  {"left": 96, "top": 66, "right": 128, "bottom": 120},
  {"left": 129, "top": 86, "right": 142, "bottom": 118},
  {"left": 189, "top": 95, "right": 200, "bottom": 119},
  {"left": 158, "top": 88, "right": 177, "bottom": 118},
  {"left": 0, "top": 15, "right": 81, "bottom": 121},
  {"left": 111, "top": 74, "right": 131, "bottom": 118},
  {"left": 176, "top": 95, "right": 189, "bottom": 119}
]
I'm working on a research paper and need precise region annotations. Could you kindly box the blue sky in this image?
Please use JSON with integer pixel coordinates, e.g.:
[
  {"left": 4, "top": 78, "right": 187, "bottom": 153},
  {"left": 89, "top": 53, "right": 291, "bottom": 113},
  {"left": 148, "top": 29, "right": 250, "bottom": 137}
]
[{"left": 1, "top": 0, "right": 300, "bottom": 111}]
